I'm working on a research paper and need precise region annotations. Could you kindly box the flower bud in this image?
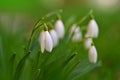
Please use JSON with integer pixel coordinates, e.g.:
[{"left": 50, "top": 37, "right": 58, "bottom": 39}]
[
  {"left": 88, "top": 45, "right": 97, "bottom": 63},
  {"left": 44, "top": 31, "right": 53, "bottom": 52},
  {"left": 55, "top": 20, "right": 65, "bottom": 39},
  {"left": 84, "top": 38, "right": 93, "bottom": 49},
  {"left": 50, "top": 29, "right": 59, "bottom": 47},
  {"left": 85, "top": 19, "right": 99, "bottom": 38}
]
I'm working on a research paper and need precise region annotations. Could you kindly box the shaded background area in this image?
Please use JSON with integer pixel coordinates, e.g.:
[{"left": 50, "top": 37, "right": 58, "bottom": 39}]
[{"left": 0, "top": 0, "right": 120, "bottom": 80}]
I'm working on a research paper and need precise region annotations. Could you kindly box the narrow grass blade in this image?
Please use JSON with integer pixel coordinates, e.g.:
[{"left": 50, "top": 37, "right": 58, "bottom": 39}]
[{"left": 14, "top": 52, "right": 30, "bottom": 80}]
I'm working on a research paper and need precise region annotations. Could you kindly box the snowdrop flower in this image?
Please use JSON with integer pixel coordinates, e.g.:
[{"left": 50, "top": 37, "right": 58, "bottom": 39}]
[
  {"left": 50, "top": 29, "right": 59, "bottom": 47},
  {"left": 85, "top": 19, "right": 99, "bottom": 38},
  {"left": 70, "top": 24, "right": 82, "bottom": 42},
  {"left": 55, "top": 19, "right": 65, "bottom": 39},
  {"left": 39, "top": 31, "right": 45, "bottom": 53},
  {"left": 84, "top": 38, "right": 93, "bottom": 49},
  {"left": 72, "top": 27, "right": 82, "bottom": 42},
  {"left": 39, "top": 31, "right": 53, "bottom": 53},
  {"left": 88, "top": 45, "right": 97, "bottom": 63}
]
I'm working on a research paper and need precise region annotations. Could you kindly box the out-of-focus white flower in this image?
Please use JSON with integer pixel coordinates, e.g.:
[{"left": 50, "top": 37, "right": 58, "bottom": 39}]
[
  {"left": 85, "top": 19, "right": 99, "bottom": 38},
  {"left": 55, "top": 19, "right": 65, "bottom": 39},
  {"left": 84, "top": 38, "right": 93, "bottom": 49},
  {"left": 88, "top": 0, "right": 119, "bottom": 12},
  {"left": 88, "top": 45, "right": 97, "bottom": 63},
  {"left": 39, "top": 31, "right": 53, "bottom": 53},
  {"left": 70, "top": 24, "right": 82, "bottom": 42},
  {"left": 50, "top": 29, "right": 59, "bottom": 47}
]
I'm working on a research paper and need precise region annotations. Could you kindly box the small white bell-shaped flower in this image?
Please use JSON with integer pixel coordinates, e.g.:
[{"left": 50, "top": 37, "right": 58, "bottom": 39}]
[
  {"left": 88, "top": 45, "right": 97, "bottom": 63},
  {"left": 45, "top": 31, "right": 53, "bottom": 52},
  {"left": 70, "top": 24, "right": 82, "bottom": 42},
  {"left": 39, "top": 31, "right": 45, "bottom": 53},
  {"left": 84, "top": 38, "right": 93, "bottom": 49},
  {"left": 55, "top": 19, "right": 65, "bottom": 39},
  {"left": 39, "top": 31, "right": 53, "bottom": 53},
  {"left": 50, "top": 29, "right": 59, "bottom": 47},
  {"left": 85, "top": 19, "right": 99, "bottom": 38}
]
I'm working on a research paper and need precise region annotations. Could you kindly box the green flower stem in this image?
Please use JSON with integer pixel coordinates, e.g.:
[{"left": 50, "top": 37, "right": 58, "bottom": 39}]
[
  {"left": 25, "top": 20, "right": 43, "bottom": 54},
  {"left": 45, "top": 9, "right": 62, "bottom": 18},
  {"left": 14, "top": 19, "right": 43, "bottom": 79},
  {"left": 90, "top": 13, "right": 94, "bottom": 19},
  {"left": 76, "top": 10, "right": 93, "bottom": 25},
  {"left": 56, "top": 13, "right": 61, "bottom": 20},
  {"left": 43, "top": 23, "right": 48, "bottom": 31},
  {"left": 66, "top": 31, "right": 75, "bottom": 44},
  {"left": 47, "top": 22, "right": 54, "bottom": 29}
]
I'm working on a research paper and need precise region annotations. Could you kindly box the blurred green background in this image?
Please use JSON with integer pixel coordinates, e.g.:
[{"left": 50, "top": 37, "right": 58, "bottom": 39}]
[{"left": 0, "top": 0, "right": 120, "bottom": 80}]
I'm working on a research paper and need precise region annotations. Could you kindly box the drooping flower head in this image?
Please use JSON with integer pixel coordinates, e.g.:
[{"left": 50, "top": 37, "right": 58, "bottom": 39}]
[
  {"left": 72, "top": 27, "right": 82, "bottom": 42},
  {"left": 84, "top": 38, "right": 93, "bottom": 49},
  {"left": 55, "top": 19, "right": 65, "bottom": 39},
  {"left": 39, "top": 31, "right": 45, "bottom": 53},
  {"left": 88, "top": 45, "right": 97, "bottom": 63},
  {"left": 70, "top": 24, "right": 82, "bottom": 42},
  {"left": 45, "top": 31, "right": 53, "bottom": 52},
  {"left": 50, "top": 29, "right": 59, "bottom": 47},
  {"left": 85, "top": 19, "right": 99, "bottom": 38},
  {"left": 39, "top": 30, "right": 53, "bottom": 53}
]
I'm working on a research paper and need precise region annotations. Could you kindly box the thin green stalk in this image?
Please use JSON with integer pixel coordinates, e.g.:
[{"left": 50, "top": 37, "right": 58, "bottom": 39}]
[
  {"left": 76, "top": 10, "right": 93, "bottom": 25},
  {"left": 14, "top": 51, "right": 31, "bottom": 80},
  {"left": 45, "top": 9, "right": 62, "bottom": 18},
  {"left": 25, "top": 21, "right": 43, "bottom": 54}
]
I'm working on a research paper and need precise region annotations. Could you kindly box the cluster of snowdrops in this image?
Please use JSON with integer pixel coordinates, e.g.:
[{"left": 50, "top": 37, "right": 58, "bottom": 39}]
[{"left": 38, "top": 11, "right": 99, "bottom": 64}]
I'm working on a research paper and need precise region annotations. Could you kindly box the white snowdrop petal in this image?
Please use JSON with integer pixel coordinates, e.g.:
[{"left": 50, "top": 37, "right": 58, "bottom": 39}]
[
  {"left": 50, "top": 29, "right": 59, "bottom": 47},
  {"left": 74, "top": 26, "right": 80, "bottom": 33},
  {"left": 45, "top": 31, "right": 53, "bottom": 52},
  {"left": 86, "top": 19, "right": 99, "bottom": 38},
  {"left": 84, "top": 38, "right": 93, "bottom": 49},
  {"left": 72, "top": 27, "right": 82, "bottom": 42},
  {"left": 55, "top": 20, "right": 65, "bottom": 39},
  {"left": 88, "top": 46, "right": 97, "bottom": 63},
  {"left": 39, "top": 31, "right": 45, "bottom": 53},
  {"left": 72, "top": 31, "right": 82, "bottom": 42}
]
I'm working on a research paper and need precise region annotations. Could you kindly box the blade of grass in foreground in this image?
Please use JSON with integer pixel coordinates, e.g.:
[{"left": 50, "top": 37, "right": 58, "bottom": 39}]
[
  {"left": 14, "top": 52, "right": 30, "bottom": 80},
  {"left": 0, "top": 37, "right": 7, "bottom": 80},
  {"left": 9, "top": 53, "right": 16, "bottom": 80},
  {"left": 67, "top": 60, "right": 102, "bottom": 80}
]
